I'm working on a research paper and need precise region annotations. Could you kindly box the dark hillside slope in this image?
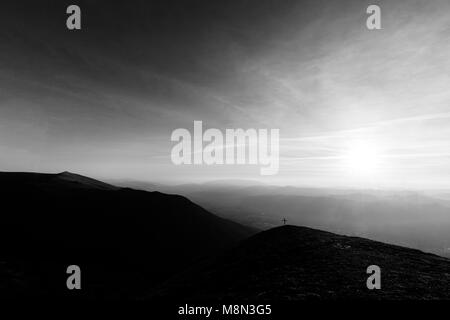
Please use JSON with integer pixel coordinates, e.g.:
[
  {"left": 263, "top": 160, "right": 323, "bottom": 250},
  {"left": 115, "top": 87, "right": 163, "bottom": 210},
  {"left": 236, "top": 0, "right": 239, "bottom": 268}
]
[
  {"left": 151, "top": 225, "right": 450, "bottom": 300},
  {"left": 0, "top": 171, "right": 256, "bottom": 298}
]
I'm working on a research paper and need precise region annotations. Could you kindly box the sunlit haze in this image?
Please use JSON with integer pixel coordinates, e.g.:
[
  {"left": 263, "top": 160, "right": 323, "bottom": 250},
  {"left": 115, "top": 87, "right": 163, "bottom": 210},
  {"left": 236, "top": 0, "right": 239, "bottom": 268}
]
[{"left": 1, "top": 0, "right": 449, "bottom": 189}]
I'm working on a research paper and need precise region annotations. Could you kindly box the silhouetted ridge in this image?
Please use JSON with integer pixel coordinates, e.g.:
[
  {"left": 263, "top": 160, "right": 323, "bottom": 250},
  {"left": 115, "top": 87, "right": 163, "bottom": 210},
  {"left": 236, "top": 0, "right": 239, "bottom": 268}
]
[
  {"left": 54, "top": 171, "right": 119, "bottom": 190},
  {"left": 0, "top": 171, "right": 119, "bottom": 191},
  {"left": 0, "top": 171, "right": 257, "bottom": 298}
]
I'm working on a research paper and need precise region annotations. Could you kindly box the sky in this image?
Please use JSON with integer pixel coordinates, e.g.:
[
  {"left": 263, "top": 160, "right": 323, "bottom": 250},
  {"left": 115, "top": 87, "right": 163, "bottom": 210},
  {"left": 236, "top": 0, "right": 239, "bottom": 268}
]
[{"left": 0, "top": 0, "right": 450, "bottom": 188}]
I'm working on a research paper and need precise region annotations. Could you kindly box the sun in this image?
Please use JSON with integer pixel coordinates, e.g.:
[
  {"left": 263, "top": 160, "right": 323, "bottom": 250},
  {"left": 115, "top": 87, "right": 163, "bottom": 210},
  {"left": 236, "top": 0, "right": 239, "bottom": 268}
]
[{"left": 342, "top": 141, "right": 380, "bottom": 177}]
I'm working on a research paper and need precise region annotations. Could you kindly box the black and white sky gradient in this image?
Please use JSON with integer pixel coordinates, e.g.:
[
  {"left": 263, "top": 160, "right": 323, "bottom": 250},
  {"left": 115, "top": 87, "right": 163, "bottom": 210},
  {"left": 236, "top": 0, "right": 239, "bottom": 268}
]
[{"left": 1, "top": 0, "right": 450, "bottom": 188}]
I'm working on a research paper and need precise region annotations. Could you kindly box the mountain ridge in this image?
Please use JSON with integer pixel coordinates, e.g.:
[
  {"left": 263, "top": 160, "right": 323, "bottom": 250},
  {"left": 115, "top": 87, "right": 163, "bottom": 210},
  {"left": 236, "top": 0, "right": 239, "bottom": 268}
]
[
  {"left": 0, "top": 170, "right": 119, "bottom": 191},
  {"left": 0, "top": 171, "right": 257, "bottom": 298}
]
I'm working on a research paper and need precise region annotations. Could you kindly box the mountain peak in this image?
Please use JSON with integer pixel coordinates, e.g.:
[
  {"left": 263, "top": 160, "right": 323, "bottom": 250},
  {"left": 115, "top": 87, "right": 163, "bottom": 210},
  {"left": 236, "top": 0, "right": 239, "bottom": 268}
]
[
  {"left": 53, "top": 171, "right": 119, "bottom": 190},
  {"left": 58, "top": 170, "right": 73, "bottom": 175}
]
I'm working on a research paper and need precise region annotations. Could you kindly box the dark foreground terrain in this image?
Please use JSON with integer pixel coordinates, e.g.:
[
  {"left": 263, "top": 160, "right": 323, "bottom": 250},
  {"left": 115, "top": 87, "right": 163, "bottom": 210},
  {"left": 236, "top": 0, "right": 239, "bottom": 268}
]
[
  {"left": 151, "top": 225, "right": 450, "bottom": 300},
  {"left": 0, "top": 171, "right": 255, "bottom": 298},
  {"left": 1, "top": 171, "right": 450, "bottom": 300}
]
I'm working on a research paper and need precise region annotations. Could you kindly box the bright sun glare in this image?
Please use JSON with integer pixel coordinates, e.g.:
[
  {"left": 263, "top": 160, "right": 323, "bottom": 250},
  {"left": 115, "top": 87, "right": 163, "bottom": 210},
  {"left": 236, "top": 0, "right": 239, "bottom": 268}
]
[{"left": 342, "top": 141, "right": 380, "bottom": 177}]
